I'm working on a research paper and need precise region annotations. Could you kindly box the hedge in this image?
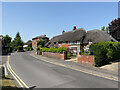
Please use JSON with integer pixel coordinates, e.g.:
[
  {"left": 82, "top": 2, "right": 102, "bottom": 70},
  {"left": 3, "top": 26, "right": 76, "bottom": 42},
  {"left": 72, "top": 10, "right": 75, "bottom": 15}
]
[
  {"left": 41, "top": 47, "right": 68, "bottom": 54},
  {"left": 89, "top": 41, "right": 120, "bottom": 67}
]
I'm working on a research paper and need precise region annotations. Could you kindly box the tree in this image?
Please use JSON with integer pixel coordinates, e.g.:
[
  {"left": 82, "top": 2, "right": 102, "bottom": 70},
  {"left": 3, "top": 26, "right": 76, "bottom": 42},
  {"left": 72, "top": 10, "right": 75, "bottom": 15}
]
[
  {"left": 2, "top": 35, "right": 12, "bottom": 53},
  {"left": 106, "top": 27, "right": 109, "bottom": 33},
  {"left": 3, "top": 35, "right": 12, "bottom": 46},
  {"left": 15, "top": 32, "right": 21, "bottom": 40},
  {"left": 37, "top": 39, "right": 45, "bottom": 47},
  {"left": 108, "top": 18, "right": 120, "bottom": 41},
  {"left": 101, "top": 26, "right": 105, "bottom": 31},
  {"left": 12, "top": 32, "right": 24, "bottom": 50}
]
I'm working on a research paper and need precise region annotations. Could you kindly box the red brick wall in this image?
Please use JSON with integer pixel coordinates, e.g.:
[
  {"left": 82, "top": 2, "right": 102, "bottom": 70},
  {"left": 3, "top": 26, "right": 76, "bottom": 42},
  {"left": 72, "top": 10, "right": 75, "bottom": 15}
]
[
  {"left": 77, "top": 55, "right": 95, "bottom": 65},
  {"left": 32, "top": 39, "right": 39, "bottom": 50},
  {"left": 59, "top": 42, "right": 69, "bottom": 48},
  {"left": 42, "top": 51, "right": 66, "bottom": 60}
]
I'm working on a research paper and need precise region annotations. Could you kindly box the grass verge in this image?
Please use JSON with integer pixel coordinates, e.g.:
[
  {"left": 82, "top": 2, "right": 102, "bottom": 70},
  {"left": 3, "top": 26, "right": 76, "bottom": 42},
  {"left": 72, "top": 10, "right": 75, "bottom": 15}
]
[{"left": 0, "top": 72, "right": 18, "bottom": 90}]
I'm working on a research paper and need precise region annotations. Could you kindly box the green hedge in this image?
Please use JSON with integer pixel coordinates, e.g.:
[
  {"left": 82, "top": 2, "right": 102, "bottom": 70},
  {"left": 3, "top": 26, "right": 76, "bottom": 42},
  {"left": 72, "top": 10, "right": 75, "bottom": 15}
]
[
  {"left": 90, "top": 41, "right": 120, "bottom": 67},
  {"left": 42, "top": 47, "right": 68, "bottom": 54},
  {"left": 26, "top": 46, "right": 33, "bottom": 51}
]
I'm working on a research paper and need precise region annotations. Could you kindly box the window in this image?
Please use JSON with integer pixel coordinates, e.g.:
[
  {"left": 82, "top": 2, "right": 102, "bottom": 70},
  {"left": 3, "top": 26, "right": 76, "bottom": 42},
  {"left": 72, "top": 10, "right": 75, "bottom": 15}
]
[
  {"left": 70, "top": 46, "right": 77, "bottom": 53},
  {"left": 68, "top": 41, "right": 71, "bottom": 45},
  {"left": 77, "top": 41, "right": 80, "bottom": 44},
  {"left": 62, "top": 42, "right": 66, "bottom": 44},
  {"left": 68, "top": 41, "right": 80, "bottom": 45}
]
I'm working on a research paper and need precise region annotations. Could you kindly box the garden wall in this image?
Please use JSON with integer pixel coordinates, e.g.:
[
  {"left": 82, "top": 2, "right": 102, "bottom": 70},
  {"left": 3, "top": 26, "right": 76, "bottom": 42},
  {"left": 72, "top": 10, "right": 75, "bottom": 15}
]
[
  {"left": 42, "top": 51, "right": 66, "bottom": 60},
  {"left": 77, "top": 55, "right": 94, "bottom": 65}
]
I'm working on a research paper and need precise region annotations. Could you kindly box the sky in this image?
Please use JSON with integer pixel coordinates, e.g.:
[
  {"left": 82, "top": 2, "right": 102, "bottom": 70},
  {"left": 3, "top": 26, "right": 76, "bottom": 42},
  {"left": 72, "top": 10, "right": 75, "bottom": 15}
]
[{"left": 2, "top": 2, "right": 118, "bottom": 42}]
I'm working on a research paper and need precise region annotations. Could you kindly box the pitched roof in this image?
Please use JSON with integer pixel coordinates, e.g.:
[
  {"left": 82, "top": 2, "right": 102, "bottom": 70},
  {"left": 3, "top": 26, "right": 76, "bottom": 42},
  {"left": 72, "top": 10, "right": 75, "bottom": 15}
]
[
  {"left": 45, "top": 29, "right": 117, "bottom": 48},
  {"left": 83, "top": 29, "right": 117, "bottom": 43},
  {"left": 45, "top": 28, "right": 86, "bottom": 47},
  {"left": 32, "top": 35, "right": 49, "bottom": 40}
]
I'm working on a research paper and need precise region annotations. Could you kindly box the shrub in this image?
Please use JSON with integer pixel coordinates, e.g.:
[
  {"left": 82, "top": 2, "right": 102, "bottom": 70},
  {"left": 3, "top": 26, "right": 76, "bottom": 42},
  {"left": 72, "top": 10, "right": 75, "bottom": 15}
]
[
  {"left": 42, "top": 47, "right": 49, "bottom": 52},
  {"left": 90, "top": 41, "right": 120, "bottom": 67},
  {"left": 17, "top": 46, "right": 23, "bottom": 50},
  {"left": 36, "top": 47, "right": 40, "bottom": 51},
  {"left": 57, "top": 47, "right": 68, "bottom": 54},
  {"left": 42, "top": 47, "right": 68, "bottom": 54}
]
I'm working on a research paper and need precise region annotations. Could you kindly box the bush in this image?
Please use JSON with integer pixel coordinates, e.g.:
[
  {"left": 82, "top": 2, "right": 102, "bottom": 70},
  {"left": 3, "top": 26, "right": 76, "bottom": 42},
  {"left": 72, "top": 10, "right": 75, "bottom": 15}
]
[
  {"left": 26, "top": 46, "right": 32, "bottom": 51},
  {"left": 90, "top": 41, "right": 120, "bottom": 67},
  {"left": 36, "top": 47, "right": 40, "bottom": 51},
  {"left": 42, "top": 47, "right": 68, "bottom": 54},
  {"left": 57, "top": 47, "right": 68, "bottom": 53},
  {"left": 17, "top": 46, "right": 23, "bottom": 50}
]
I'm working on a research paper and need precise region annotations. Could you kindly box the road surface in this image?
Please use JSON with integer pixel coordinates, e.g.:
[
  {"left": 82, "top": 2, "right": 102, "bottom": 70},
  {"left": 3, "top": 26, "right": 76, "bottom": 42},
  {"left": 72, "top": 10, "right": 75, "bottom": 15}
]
[{"left": 8, "top": 51, "right": 118, "bottom": 88}]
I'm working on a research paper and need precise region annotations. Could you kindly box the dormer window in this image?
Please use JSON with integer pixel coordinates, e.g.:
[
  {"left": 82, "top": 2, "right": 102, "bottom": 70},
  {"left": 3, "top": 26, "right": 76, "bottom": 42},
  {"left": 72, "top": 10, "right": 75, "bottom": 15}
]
[{"left": 88, "top": 40, "right": 92, "bottom": 44}]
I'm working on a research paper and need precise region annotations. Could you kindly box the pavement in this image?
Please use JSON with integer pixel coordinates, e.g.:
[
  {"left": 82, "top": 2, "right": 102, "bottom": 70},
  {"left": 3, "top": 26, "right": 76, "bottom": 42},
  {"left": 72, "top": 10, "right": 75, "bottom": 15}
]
[
  {"left": 100, "top": 62, "right": 119, "bottom": 72},
  {"left": 7, "top": 51, "right": 118, "bottom": 88},
  {"left": 31, "top": 51, "right": 119, "bottom": 81}
]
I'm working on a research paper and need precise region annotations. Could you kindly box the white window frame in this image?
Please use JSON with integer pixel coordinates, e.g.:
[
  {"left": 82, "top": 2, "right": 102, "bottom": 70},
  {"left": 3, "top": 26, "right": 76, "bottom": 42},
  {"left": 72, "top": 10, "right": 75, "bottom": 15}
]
[{"left": 62, "top": 42, "right": 66, "bottom": 44}]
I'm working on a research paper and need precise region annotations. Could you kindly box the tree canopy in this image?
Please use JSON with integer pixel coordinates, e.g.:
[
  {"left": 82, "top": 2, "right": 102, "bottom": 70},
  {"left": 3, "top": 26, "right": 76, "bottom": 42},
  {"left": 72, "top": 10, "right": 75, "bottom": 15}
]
[
  {"left": 12, "top": 32, "right": 24, "bottom": 50},
  {"left": 108, "top": 18, "right": 120, "bottom": 41},
  {"left": 2, "top": 35, "right": 12, "bottom": 46}
]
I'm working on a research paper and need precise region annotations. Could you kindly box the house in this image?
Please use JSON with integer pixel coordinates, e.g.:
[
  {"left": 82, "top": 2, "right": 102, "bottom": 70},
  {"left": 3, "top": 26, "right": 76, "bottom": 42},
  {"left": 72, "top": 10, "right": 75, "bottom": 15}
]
[
  {"left": 45, "top": 26, "right": 86, "bottom": 53},
  {"left": 45, "top": 26, "right": 117, "bottom": 53},
  {"left": 32, "top": 34, "right": 49, "bottom": 50},
  {"left": 83, "top": 29, "right": 117, "bottom": 52}
]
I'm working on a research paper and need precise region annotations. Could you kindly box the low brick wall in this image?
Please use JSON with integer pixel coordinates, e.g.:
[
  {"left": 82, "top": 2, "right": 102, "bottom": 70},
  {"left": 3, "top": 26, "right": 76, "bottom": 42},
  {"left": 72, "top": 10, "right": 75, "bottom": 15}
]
[
  {"left": 42, "top": 51, "right": 66, "bottom": 60},
  {"left": 77, "top": 55, "right": 95, "bottom": 65}
]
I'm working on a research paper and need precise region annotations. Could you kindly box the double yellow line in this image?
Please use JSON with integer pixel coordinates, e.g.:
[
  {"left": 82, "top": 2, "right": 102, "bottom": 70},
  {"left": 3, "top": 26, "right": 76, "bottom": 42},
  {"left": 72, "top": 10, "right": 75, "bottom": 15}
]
[{"left": 6, "top": 55, "right": 29, "bottom": 89}]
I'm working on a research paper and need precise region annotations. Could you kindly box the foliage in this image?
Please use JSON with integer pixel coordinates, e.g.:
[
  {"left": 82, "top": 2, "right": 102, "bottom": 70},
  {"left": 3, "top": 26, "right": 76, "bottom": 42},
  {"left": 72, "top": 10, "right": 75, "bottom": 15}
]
[
  {"left": 101, "top": 26, "right": 109, "bottom": 33},
  {"left": 42, "top": 47, "right": 68, "bottom": 54},
  {"left": 108, "top": 18, "right": 120, "bottom": 41},
  {"left": 3, "top": 35, "right": 12, "bottom": 46},
  {"left": 24, "top": 40, "right": 33, "bottom": 51},
  {"left": 57, "top": 47, "right": 68, "bottom": 53},
  {"left": 106, "top": 27, "right": 109, "bottom": 33},
  {"left": 17, "top": 46, "right": 23, "bottom": 51},
  {"left": 36, "top": 45, "right": 42, "bottom": 51},
  {"left": 12, "top": 32, "right": 24, "bottom": 51},
  {"left": 2, "top": 35, "right": 12, "bottom": 53},
  {"left": 37, "top": 39, "right": 45, "bottom": 47},
  {"left": 80, "top": 45, "right": 91, "bottom": 55},
  {"left": 36, "top": 47, "right": 40, "bottom": 51},
  {"left": 101, "top": 26, "right": 105, "bottom": 31},
  {"left": 89, "top": 41, "right": 120, "bottom": 67},
  {"left": 25, "top": 46, "right": 32, "bottom": 51}
]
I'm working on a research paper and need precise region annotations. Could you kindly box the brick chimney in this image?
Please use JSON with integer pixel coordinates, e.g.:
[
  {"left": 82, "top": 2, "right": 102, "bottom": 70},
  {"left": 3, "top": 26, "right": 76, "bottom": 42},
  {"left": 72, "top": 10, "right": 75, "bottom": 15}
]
[
  {"left": 44, "top": 34, "right": 46, "bottom": 36},
  {"left": 73, "top": 26, "right": 76, "bottom": 31},
  {"left": 62, "top": 30, "right": 65, "bottom": 34}
]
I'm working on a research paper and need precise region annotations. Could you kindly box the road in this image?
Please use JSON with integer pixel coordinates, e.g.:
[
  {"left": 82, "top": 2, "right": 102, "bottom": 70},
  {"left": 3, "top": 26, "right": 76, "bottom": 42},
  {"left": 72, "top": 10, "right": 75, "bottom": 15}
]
[{"left": 8, "top": 51, "right": 118, "bottom": 88}]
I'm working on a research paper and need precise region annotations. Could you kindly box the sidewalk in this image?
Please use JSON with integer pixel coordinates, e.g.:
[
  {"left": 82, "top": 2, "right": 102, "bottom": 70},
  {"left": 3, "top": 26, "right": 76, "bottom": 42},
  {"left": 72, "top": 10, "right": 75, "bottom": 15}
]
[{"left": 30, "top": 52, "right": 119, "bottom": 82}]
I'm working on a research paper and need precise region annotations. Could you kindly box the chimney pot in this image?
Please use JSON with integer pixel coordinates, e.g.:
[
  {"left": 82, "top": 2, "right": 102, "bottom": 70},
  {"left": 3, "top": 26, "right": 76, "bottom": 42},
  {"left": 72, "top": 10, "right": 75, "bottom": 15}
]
[
  {"left": 73, "top": 26, "right": 76, "bottom": 31},
  {"left": 62, "top": 30, "right": 65, "bottom": 34},
  {"left": 44, "top": 34, "right": 46, "bottom": 36}
]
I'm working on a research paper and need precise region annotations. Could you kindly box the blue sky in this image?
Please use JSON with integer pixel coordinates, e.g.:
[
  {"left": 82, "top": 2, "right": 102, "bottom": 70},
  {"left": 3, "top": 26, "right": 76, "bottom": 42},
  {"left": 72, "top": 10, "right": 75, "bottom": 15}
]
[{"left": 2, "top": 2, "right": 118, "bottom": 42}]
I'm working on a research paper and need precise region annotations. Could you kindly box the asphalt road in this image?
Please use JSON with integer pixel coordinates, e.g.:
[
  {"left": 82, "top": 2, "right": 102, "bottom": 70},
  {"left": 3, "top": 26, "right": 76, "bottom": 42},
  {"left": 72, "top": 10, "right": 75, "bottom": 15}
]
[{"left": 8, "top": 51, "right": 118, "bottom": 88}]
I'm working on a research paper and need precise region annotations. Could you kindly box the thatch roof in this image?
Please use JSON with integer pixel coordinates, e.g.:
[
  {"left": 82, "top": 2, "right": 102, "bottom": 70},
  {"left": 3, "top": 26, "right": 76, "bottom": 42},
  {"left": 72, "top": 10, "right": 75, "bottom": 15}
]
[
  {"left": 45, "top": 29, "right": 117, "bottom": 48},
  {"left": 83, "top": 29, "right": 117, "bottom": 43},
  {"left": 45, "top": 28, "right": 86, "bottom": 47},
  {"left": 52, "top": 28, "right": 86, "bottom": 42},
  {"left": 32, "top": 35, "right": 49, "bottom": 40}
]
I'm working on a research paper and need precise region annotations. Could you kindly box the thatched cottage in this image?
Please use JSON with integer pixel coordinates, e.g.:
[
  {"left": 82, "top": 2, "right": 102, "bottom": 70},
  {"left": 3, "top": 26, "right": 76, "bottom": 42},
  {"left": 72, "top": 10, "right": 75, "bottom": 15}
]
[{"left": 45, "top": 26, "right": 117, "bottom": 53}]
